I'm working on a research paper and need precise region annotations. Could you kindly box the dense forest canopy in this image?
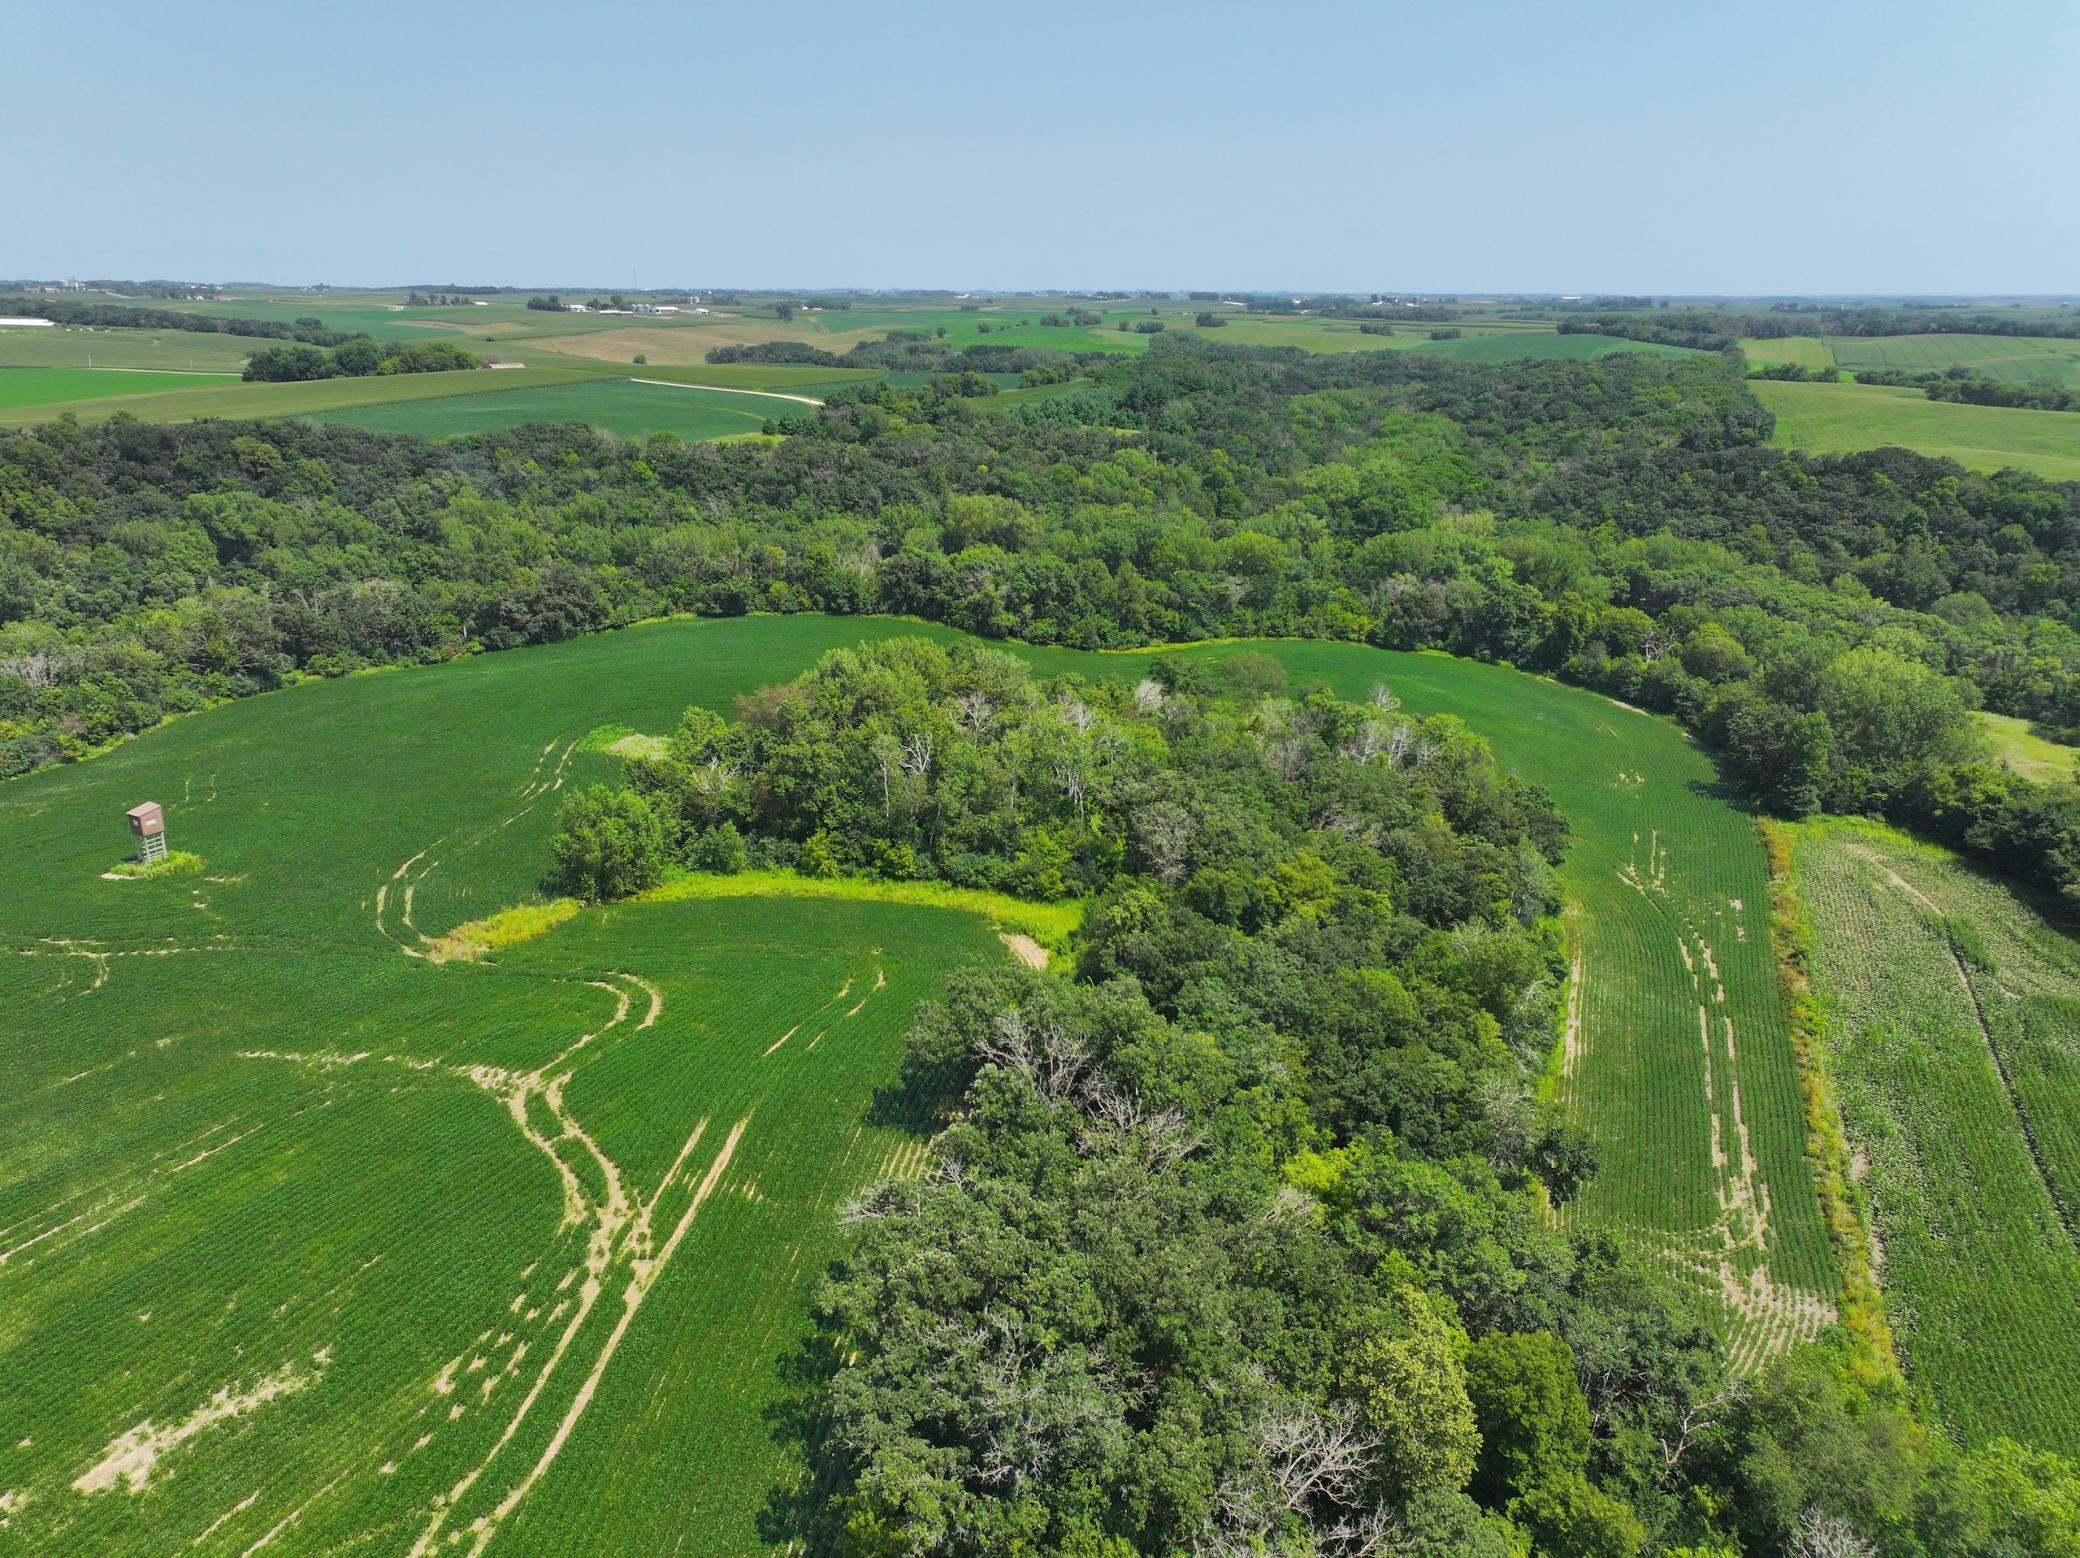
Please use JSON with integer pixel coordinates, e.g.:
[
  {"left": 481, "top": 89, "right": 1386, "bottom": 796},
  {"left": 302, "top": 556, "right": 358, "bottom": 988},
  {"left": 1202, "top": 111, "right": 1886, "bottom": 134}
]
[{"left": 5, "top": 340, "right": 2080, "bottom": 909}]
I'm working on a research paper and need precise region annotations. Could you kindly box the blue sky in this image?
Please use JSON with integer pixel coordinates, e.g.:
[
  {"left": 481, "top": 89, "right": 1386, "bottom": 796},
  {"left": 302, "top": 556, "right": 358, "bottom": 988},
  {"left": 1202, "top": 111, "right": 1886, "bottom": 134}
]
[{"left": 8, "top": 0, "right": 2075, "bottom": 293}]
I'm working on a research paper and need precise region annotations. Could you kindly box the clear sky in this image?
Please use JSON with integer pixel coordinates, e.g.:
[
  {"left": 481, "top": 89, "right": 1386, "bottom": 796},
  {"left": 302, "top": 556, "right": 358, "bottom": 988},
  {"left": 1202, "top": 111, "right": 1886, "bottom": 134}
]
[{"left": 8, "top": 0, "right": 2075, "bottom": 294}]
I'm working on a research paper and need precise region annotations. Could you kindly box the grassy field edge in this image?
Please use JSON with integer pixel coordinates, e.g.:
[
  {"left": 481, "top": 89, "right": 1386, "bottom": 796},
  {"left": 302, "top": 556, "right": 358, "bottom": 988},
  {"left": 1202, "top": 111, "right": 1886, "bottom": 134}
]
[
  {"left": 1763, "top": 818, "right": 1900, "bottom": 1381},
  {"left": 433, "top": 869, "right": 1082, "bottom": 965}
]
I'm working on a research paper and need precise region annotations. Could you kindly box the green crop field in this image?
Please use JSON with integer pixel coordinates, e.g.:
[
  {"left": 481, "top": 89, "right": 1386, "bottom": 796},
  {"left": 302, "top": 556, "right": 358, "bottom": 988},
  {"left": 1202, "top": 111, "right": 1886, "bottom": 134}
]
[
  {"left": 0, "top": 616, "right": 1836, "bottom": 1549},
  {"left": 620, "top": 362, "right": 882, "bottom": 394},
  {"left": 0, "top": 367, "right": 606, "bottom": 431},
  {"left": 0, "top": 615, "right": 1021, "bottom": 1554},
  {"left": 1788, "top": 820, "right": 2080, "bottom": 1454},
  {"left": 1830, "top": 334, "right": 2080, "bottom": 389},
  {"left": 311, "top": 378, "right": 801, "bottom": 441},
  {"left": 1739, "top": 336, "right": 1837, "bottom": 371},
  {"left": 0, "top": 367, "right": 240, "bottom": 409},
  {"left": 0, "top": 328, "right": 262, "bottom": 373},
  {"left": 1752, "top": 380, "right": 2080, "bottom": 480},
  {"left": 1739, "top": 333, "right": 2080, "bottom": 389},
  {"left": 142, "top": 297, "right": 525, "bottom": 344},
  {"left": 1400, "top": 331, "right": 1695, "bottom": 364}
]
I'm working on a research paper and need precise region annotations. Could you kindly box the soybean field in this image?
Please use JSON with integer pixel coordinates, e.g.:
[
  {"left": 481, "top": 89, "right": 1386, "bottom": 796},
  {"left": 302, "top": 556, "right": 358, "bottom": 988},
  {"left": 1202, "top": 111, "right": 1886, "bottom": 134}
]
[
  {"left": 1828, "top": 333, "right": 2080, "bottom": 389},
  {"left": 311, "top": 378, "right": 799, "bottom": 441},
  {"left": 1788, "top": 820, "right": 2080, "bottom": 1455},
  {"left": 0, "top": 617, "right": 1008, "bottom": 1554}
]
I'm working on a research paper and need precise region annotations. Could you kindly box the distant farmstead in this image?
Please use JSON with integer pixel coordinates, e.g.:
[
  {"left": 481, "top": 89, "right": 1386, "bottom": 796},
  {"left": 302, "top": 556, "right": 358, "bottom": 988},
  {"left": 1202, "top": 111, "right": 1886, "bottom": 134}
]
[{"left": 0, "top": 317, "right": 54, "bottom": 329}]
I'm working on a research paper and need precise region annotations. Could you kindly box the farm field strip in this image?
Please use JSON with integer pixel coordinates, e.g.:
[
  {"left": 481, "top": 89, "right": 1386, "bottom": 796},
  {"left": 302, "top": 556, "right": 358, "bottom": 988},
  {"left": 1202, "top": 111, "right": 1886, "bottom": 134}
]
[
  {"left": 311, "top": 378, "right": 788, "bottom": 441},
  {"left": 1789, "top": 820, "right": 2080, "bottom": 1454},
  {"left": 0, "top": 366, "right": 605, "bottom": 430},
  {"left": 0, "top": 367, "right": 241, "bottom": 409},
  {"left": 1828, "top": 333, "right": 2080, "bottom": 388},
  {"left": 0, "top": 328, "right": 274, "bottom": 373},
  {"left": 1752, "top": 379, "right": 2080, "bottom": 481}
]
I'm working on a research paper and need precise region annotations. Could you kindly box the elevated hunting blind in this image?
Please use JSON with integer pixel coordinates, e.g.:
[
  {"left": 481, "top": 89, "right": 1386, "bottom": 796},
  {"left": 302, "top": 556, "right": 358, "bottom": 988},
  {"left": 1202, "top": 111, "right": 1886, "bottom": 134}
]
[{"left": 126, "top": 801, "right": 167, "bottom": 863}]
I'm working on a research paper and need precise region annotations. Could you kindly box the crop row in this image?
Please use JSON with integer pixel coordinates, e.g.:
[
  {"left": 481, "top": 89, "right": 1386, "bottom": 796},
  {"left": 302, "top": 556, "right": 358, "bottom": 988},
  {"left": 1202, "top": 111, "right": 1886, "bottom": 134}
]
[{"left": 1793, "top": 823, "right": 2080, "bottom": 1453}]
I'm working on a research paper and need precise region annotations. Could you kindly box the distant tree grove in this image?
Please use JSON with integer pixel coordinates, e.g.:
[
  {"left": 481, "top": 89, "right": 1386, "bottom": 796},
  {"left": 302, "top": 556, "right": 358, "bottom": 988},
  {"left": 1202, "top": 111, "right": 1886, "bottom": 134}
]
[{"left": 240, "top": 338, "right": 483, "bottom": 382}]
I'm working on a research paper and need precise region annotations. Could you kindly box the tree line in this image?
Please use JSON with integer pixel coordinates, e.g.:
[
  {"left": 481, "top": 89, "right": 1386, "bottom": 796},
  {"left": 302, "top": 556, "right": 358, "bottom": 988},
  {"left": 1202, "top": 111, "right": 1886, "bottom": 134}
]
[
  {"left": 0, "top": 296, "right": 356, "bottom": 343},
  {"left": 1852, "top": 368, "right": 2080, "bottom": 413},
  {"left": 1570, "top": 309, "right": 2080, "bottom": 352}
]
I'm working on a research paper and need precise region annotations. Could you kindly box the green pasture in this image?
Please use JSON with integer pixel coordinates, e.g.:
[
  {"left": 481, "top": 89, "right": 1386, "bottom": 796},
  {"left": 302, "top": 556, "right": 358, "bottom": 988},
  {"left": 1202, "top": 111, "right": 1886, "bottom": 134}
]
[
  {"left": 1790, "top": 820, "right": 2080, "bottom": 1454},
  {"left": 1752, "top": 380, "right": 2080, "bottom": 481},
  {"left": 1976, "top": 711, "right": 2080, "bottom": 784}
]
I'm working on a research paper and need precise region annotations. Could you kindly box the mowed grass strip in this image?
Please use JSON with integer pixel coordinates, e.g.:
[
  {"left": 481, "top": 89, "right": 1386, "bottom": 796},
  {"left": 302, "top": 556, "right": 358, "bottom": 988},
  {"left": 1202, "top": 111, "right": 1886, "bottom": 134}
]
[
  {"left": 1752, "top": 379, "right": 2080, "bottom": 481},
  {"left": 1788, "top": 820, "right": 2080, "bottom": 1454},
  {"left": 1974, "top": 711, "right": 2080, "bottom": 784}
]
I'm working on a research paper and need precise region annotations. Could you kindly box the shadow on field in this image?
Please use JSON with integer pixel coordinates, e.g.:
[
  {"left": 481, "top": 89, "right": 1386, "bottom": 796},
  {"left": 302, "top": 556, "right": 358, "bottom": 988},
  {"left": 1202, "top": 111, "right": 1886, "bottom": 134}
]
[
  {"left": 1685, "top": 774, "right": 1762, "bottom": 813},
  {"left": 758, "top": 972, "right": 1013, "bottom": 1545},
  {"left": 758, "top": 1057, "right": 959, "bottom": 1551},
  {"left": 757, "top": 1323, "right": 845, "bottom": 1553}
]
